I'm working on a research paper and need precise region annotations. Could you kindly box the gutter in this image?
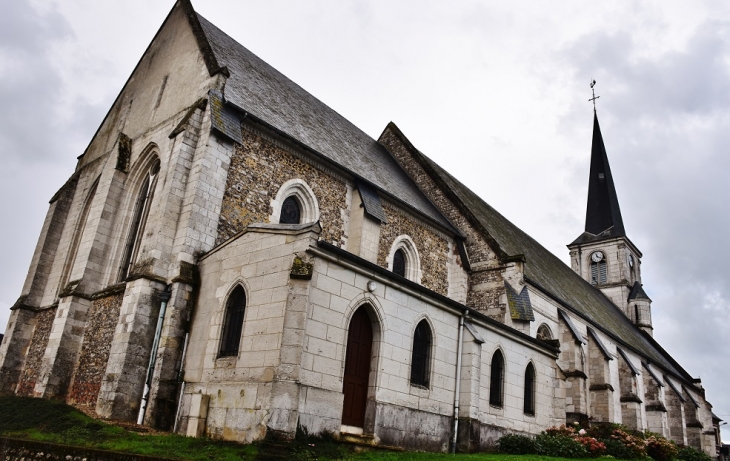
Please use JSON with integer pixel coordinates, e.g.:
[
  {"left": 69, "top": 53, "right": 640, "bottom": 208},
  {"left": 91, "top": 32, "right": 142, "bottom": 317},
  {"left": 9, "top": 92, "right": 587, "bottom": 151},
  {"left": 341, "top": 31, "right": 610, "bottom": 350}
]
[
  {"left": 450, "top": 312, "right": 466, "bottom": 454},
  {"left": 137, "top": 285, "right": 172, "bottom": 425}
]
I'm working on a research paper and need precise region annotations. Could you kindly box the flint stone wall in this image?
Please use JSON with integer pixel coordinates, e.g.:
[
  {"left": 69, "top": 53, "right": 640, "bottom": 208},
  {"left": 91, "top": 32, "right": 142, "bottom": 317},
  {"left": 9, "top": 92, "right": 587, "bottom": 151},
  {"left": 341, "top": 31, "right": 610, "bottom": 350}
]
[
  {"left": 68, "top": 292, "right": 124, "bottom": 406},
  {"left": 216, "top": 128, "right": 348, "bottom": 247},
  {"left": 16, "top": 309, "right": 56, "bottom": 396},
  {"left": 377, "top": 202, "right": 449, "bottom": 296}
]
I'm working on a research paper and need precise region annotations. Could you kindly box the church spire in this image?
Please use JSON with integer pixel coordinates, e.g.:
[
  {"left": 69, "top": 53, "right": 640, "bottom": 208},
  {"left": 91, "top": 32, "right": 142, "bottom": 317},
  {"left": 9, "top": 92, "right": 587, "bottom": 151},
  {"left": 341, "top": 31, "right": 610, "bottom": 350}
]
[{"left": 584, "top": 112, "right": 625, "bottom": 237}]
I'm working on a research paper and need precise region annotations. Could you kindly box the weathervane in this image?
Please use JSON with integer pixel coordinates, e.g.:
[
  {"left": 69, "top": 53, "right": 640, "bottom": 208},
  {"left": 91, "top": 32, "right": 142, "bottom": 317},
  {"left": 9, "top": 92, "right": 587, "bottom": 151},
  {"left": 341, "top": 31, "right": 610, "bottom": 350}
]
[{"left": 589, "top": 79, "right": 600, "bottom": 112}]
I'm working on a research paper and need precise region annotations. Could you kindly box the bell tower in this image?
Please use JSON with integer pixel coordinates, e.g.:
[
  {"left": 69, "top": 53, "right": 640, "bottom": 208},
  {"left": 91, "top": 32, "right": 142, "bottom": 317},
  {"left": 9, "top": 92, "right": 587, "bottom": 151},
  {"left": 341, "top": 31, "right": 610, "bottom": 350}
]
[{"left": 568, "top": 110, "right": 653, "bottom": 335}]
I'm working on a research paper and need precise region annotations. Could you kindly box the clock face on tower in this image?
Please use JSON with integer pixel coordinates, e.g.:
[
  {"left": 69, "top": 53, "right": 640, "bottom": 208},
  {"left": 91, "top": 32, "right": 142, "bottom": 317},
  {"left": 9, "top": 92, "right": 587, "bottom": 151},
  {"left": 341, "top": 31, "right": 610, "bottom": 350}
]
[{"left": 591, "top": 251, "right": 604, "bottom": 263}]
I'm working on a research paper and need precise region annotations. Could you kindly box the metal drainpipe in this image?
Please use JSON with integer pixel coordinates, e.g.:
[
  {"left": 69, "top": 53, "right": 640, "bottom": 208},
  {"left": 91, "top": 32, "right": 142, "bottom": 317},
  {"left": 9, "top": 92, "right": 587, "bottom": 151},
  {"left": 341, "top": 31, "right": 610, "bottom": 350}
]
[
  {"left": 450, "top": 311, "right": 466, "bottom": 454},
  {"left": 172, "top": 332, "right": 190, "bottom": 433},
  {"left": 137, "top": 285, "right": 172, "bottom": 425}
]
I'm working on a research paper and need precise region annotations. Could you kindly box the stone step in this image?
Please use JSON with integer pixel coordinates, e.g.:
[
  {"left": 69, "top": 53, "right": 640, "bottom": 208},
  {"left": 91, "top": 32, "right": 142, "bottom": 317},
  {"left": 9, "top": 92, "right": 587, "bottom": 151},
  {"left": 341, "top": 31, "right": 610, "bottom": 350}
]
[{"left": 335, "top": 432, "right": 403, "bottom": 452}]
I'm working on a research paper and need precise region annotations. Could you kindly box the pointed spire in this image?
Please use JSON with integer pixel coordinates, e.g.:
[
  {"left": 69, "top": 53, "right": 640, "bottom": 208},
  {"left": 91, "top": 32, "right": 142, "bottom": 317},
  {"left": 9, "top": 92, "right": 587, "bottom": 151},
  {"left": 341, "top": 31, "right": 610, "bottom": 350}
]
[{"left": 584, "top": 112, "right": 625, "bottom": 237}]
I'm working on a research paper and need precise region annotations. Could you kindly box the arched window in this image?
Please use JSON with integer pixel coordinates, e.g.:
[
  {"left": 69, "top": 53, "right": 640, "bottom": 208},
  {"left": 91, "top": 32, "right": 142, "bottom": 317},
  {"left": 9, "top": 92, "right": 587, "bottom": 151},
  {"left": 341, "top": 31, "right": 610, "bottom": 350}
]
[
  {"left": 219, "top": 286, "right": 246, "bottom": 357},
  {"left": 489, "top": 350, "right": 504, "bottom": 407},
  {"left": 387, "top": 236, "right": 421, "bottom": 283},
  {"left": 524, "top": 363, "right": 536, "bottom": 415},
  {"left": 59, "top": 178, "right": 99, "bottom": 294},
  {"left": 119, "top": 160, "right": 160, "bottom": 281},
  {"left": 410, "top": 320, "right": 432, "bottom": 387},
  {"left": 536, "top": 324, "right": 553, "bottom": 341},
  {"left": 279, "top": 196, "right": 301, "bottom": 224},
  {"left": 271, "top": 179, "right": 319, "bottom": 224},
  {"left": 393, "top": 249, "right": 406, "bottom": 278}
]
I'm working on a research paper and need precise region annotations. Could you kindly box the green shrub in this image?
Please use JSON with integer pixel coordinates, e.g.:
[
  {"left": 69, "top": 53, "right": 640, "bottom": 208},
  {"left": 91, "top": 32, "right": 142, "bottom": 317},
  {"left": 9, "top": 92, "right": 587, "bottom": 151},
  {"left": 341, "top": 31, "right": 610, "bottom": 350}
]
[
  {"left": 645, "top": 436, "right": 677, "bottom": 461},
  {"left": 536, "top": 433, "right": 590, "bottom": 458},
  {"left": 601, "top": 438, "right": 644, "bottom": 459},
  {"left": 676, "top": 445, "right": 713, "bottom": 461},
  {"left": 496, "top": 433, "right": 539, "bottom": 454}
]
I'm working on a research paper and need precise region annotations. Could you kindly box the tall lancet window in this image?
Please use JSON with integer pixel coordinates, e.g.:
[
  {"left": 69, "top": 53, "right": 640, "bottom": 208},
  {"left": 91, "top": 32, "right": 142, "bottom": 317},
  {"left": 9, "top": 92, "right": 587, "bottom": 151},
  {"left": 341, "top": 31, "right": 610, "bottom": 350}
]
[
  {"left": 524, "top": 363, "right": 536, "bottom": 415},
  {"left": 489, "top": 350, "right": 504, "bottom": 407},
  {"left": 59, "top": 178, "right": 99, "bottom": 294},
  {"left": 410, "top": 320, "right": 432, "bottom": 387},
  {"left": 119, "top": 160, "right": 160, "bottom": 281},
  {"left": 219, "top": 286, "right": 246, "bottom": 357}
]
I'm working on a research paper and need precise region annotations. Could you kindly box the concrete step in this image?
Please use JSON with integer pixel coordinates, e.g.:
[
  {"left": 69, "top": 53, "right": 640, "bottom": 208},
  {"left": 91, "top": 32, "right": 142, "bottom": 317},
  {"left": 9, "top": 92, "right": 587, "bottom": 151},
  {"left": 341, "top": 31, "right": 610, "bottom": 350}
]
[{"left": 335, "top": 432, "right": 403, "bottom": 452}]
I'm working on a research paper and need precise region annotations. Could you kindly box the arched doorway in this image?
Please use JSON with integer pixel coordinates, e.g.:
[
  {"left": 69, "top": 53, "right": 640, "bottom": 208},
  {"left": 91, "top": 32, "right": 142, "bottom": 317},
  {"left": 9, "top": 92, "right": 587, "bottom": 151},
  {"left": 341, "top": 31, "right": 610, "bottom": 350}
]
[{"left": 342, "top": 307, "right": 373, "bottom": 428}]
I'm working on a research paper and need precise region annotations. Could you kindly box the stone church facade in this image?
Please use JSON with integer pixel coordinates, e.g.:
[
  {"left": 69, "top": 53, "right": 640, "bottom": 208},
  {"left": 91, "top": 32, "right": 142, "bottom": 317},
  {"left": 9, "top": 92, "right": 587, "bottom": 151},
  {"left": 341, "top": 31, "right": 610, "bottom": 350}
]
[{"left": 0, "top": 0, "right": 721, "bottom": 456}]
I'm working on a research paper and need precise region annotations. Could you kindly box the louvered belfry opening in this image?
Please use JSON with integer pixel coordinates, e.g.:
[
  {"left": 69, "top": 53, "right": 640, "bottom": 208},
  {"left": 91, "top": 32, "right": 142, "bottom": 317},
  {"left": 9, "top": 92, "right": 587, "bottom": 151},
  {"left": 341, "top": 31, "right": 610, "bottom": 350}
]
[
  {"left": 489, "top": 350, "right": 504, "bottom": 407},
  {"left": 524, "top": 363, "right": 536, "bottom": 415},
  {"left": 393, "top": 248, "right": 406, "bottom": 277},
  {"left": 280, "top": 196, "right": 301, "bottom": 224},
  {"left": 591, "top": 260, "right": 607, "bottom": 284},
  {"left": 219, "top": 286, "right": 246, "bottom": 357},
  {"left": 410, "top": 320, "right": 432, "bottom": 387}
]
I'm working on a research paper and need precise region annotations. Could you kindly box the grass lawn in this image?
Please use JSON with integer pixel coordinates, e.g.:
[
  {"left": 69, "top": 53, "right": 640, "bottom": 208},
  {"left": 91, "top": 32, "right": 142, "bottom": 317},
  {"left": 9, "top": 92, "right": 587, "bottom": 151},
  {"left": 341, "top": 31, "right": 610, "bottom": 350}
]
[{"left": 0, "top": 395, "right": 601, "bottom": 461}]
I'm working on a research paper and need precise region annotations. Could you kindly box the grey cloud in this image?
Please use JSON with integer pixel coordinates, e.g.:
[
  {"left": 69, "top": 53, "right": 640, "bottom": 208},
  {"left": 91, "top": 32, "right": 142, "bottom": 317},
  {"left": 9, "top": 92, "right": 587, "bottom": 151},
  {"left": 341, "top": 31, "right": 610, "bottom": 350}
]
[
  {"left": 0, "top": 2, "right": 72, "bottom": 163},
  {"left": 559, "top": 21, "right": 730, "bottom": 434}
]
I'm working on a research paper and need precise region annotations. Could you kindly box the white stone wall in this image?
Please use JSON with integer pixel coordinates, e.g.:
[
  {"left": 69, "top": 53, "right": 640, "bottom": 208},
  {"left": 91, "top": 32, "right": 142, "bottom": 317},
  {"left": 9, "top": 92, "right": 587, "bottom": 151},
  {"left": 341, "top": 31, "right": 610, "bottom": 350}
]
[{"left": 180, "top": 225, "right": 560, "bottom": 446}]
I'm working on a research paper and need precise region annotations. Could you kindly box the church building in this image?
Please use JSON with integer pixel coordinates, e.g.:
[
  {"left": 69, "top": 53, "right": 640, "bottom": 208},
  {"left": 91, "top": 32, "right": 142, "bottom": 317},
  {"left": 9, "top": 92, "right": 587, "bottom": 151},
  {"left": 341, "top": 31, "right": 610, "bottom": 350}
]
[{"left": 0, "top": 0, "right": 721, "bottom": 456}]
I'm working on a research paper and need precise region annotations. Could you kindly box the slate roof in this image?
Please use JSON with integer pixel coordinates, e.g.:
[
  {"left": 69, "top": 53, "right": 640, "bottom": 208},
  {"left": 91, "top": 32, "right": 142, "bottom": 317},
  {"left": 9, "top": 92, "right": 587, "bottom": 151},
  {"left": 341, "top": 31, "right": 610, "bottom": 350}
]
[
  {"left": 579, "top": 113, "right": 626, "bottom": 240},
  {"left": 505, "top": 282, "right": 535, "bottom": 321},
  {"left": 629, "top": 281, "right": 651, "bottom": 301},
  {"left": 409, "top": 147, "right": 692, "bottom": 382},
  {"left": 182, "top": 2, "right": 693, "bottom": 386},
  {"left": 193, "top": 12, "right": 453, "bottom": 231}
]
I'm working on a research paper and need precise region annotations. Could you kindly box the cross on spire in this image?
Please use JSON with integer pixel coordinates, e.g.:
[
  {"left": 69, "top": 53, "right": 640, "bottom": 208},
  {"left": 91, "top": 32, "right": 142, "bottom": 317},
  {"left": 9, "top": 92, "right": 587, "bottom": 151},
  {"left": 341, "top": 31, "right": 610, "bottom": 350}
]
[{"left": 589, "top": 79, "right": 600, "bottom": 112}]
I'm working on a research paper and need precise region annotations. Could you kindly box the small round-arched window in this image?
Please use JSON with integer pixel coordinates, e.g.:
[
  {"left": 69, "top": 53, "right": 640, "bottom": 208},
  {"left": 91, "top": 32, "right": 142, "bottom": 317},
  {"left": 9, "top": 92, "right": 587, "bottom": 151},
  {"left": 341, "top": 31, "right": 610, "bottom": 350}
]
[
  {"left": 536, "top": 324, "right": 553, "bottom": 341},
  {"left": 280, "top": 196, "right": 301, "bottom": 224},
  {"left": 393, "top": 249, "right": 406, "bottom": 278}
]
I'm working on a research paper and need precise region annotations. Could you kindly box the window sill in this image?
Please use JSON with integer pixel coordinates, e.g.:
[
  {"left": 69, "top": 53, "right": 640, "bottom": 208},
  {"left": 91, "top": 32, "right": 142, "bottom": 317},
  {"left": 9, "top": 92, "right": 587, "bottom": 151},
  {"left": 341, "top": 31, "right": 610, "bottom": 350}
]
[
  {"left": 215, "top": 355, "right": 237, "bottom": 367},
  {"left": 409, "top": 384, "right": 430, "bottom": 397}
]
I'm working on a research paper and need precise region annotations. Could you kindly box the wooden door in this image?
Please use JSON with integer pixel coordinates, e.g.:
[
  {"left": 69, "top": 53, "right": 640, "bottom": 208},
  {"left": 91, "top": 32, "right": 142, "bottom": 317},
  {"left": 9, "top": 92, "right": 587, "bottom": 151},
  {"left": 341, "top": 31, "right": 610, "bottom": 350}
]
[{"left": 341, "top": 308, "right": 373, "bottom": 427}]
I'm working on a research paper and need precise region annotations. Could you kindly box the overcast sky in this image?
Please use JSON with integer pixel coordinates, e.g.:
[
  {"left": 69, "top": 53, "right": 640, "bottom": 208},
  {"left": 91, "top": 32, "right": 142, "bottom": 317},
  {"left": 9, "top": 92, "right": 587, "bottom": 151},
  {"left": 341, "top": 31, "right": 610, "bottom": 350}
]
[{"left": 2, "top": 0, "right": 729, "bottom": 442}]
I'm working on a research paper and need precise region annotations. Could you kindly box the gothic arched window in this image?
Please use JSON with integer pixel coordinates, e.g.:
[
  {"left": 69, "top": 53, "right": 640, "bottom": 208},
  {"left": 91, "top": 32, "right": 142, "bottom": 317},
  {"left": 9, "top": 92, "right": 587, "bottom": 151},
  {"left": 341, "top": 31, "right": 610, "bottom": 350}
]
[
  {"left": 219, "top": 286, "right": 246, "bottom": 357},
  {"left": 388, "top": 236, "right": 421, "bottom": 283},
  {"left": 489, "top": 350, "right": 504, "bottom": 407},
  {"left": 272, "top": 179, "right": 319, "bottom": 224},
  {"left": 410, "top": 320, "right": 432, "bottom": 387},
  {"left": 280, "top": 196, "right": 301, "bottom": 224},
  {"left": 393, "top": 249, "right": 406, "bottom": 278},
  {"left": 119, "top": 160, "right": 160, "bottom": 281},
  {"left": 524, "top": 363, "right": 536, "bottom": 415}
]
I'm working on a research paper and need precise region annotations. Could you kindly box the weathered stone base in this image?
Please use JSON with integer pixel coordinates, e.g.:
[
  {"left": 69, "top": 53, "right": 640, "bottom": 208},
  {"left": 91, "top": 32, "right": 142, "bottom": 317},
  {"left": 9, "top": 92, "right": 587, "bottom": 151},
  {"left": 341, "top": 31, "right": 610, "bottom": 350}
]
[
  {"left": 457, "top": 417, "right": 532, "bottom": 453},
  {"left": 15, "top": 309, "right": 56, "bottom": 396},
  {"left": 68, "top": 293, "right": 123, "bottom": 406},
  {"left": 373, "top": 401, "right": 451, "bottom": 452}
]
